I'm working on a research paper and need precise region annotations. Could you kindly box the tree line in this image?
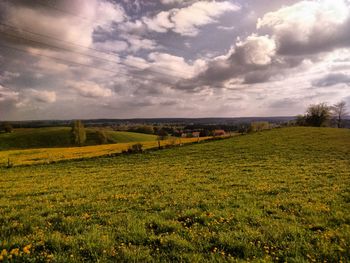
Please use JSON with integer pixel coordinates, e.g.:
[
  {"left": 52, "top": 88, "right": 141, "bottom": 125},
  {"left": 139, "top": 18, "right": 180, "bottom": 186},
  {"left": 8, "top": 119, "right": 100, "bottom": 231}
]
[{"left": 296, "top": 101, "right": 348, "bottom": 128}]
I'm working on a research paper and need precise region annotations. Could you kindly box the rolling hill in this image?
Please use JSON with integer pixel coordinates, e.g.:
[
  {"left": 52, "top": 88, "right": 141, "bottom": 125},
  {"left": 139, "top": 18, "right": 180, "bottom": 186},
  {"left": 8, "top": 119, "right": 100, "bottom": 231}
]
[
  {"left": 0, "top": 127, "right": 349, "bottom": 262},
  {"left": 0, "top": 127, "right": 157, "bottom": 151}
]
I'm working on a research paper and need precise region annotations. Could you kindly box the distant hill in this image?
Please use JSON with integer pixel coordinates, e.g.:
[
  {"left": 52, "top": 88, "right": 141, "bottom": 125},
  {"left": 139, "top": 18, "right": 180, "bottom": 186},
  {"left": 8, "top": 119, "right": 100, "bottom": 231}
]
[
  {"left": 0, "top": 127, "right": 157, "bottom": 151},
  {"left": 1, "top": 117, "right": 296, "bottom": 128}
]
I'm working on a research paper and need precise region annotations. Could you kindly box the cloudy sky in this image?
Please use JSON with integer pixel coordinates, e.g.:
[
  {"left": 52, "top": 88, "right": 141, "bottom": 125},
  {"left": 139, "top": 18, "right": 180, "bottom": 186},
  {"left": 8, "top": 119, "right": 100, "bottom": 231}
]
[{"left": 0, "top": 0, "right": 349, "bottom": 120}]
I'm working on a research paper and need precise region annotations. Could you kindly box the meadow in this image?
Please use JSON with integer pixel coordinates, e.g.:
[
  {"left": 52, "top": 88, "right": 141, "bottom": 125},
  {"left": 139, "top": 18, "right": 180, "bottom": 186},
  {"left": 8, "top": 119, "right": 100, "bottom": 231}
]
[
  {"left": 0, "top": 127, "right": 157, "bottom": 150},
  {"left": 0, "top": 136, "right": 212, "bottom": 167},
  {"left": 0, "top": 127, "right": 349, "bottom": 262}
]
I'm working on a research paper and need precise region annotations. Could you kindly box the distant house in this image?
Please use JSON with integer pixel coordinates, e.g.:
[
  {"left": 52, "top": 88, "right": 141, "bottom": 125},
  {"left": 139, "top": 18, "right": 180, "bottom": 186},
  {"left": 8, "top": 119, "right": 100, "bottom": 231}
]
[
  {"left": 192, "top": 132, "right": 200, "bottom": 138},
  {"left": 181, "top": 133, "right": 188, "bottom": 138},
  {"left": 213, "top": 129, "right": 226, "bottom": 136}
]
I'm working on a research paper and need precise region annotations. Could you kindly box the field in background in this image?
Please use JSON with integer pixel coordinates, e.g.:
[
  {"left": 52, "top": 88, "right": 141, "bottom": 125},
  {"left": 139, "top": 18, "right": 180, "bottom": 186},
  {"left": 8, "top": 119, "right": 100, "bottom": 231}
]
[
  {"left": 0, "top": 127, "right": 349, "bottom": 262},
  {"left": 0, "top": 136, "right": 214, "bottom": 167},
  {"left": 0, "top": 127, "right": 157, "bottom": 150}
]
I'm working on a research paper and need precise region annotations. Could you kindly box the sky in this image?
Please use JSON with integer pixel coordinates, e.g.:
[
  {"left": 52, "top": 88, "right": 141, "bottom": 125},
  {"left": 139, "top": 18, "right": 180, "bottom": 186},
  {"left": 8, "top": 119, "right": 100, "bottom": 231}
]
[{"left": 0, "top": 0, "right": 349, "bottom": 120}]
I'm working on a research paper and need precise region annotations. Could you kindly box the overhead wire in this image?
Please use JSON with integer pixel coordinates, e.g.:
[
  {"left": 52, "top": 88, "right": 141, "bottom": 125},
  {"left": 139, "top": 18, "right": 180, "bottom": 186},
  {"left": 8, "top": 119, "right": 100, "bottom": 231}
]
[
  {"left": 4, "top": 0, "right": 193, "bottom": 56},
  {"left": 0, "top": 42, "right": 182, "bottom": 89},
  {"left": 0, "top": 0, "right": 199, "bottom": 89},
  {"left": 0, "top": 22, "right": 192, "bottom": 79}
]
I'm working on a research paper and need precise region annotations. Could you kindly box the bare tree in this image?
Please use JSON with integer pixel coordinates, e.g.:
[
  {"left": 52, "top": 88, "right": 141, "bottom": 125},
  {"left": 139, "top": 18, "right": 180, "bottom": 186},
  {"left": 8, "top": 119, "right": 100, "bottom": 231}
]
[
  {"left": 332, "top": 101, "right": 348, "bottom": 128},
  {"left": 157, "top": 128, "right": 168, "bottom": 149}
]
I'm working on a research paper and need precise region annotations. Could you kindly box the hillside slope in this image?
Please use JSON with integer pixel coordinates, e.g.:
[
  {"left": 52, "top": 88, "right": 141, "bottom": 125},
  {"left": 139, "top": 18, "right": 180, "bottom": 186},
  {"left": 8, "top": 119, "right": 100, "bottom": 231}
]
[
  {"left": 0, "top": 127, "right": 157, "bottom": 150},
  {"left": 1, "top": 127, "right": 349, "bottom": 262}
]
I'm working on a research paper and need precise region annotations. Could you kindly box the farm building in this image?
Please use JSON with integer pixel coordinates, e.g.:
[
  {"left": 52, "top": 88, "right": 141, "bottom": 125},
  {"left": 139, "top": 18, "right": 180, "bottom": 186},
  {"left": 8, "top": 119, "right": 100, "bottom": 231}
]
[
  {"left": 213, "top": 129, "right": 226, "bottom": 136},
  {"left": 192, "top": 132, "right": 200, "bottom": 137}
]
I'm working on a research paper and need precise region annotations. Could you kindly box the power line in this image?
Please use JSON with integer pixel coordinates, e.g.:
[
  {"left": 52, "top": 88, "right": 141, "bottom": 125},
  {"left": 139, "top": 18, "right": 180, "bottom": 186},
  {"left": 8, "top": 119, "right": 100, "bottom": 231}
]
[
  {"left": 0, "top": 22, "right": 192, "bottom": 79},
  {"left": 0, "top": 22, "right": 120, "bottom": 57},
  {"left": 21, "top": 0, "right": 114, "bottom": 26},
  {"left": 1, "top": 30, "right": 124, "bottom": 66},
  {"left": 5, "top": 0, "right": 193, "bottom": 55},
  {"left": 0, "top": 42, "right": 179, "bottom": 88}
]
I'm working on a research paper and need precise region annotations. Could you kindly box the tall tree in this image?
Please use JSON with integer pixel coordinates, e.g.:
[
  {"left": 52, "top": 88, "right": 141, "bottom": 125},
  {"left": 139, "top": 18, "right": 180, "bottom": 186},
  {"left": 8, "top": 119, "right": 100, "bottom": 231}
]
[
  {"left": 71, "top": 120, "right": 86, "bottom": 146},
  {"left": 305, "top": 103, "right": 331, "bottom": 127},
  {"left": 95, "top": 130, "right": 108, "bottom": 144},
  {"left": 332, "top": 101, "right": 348, "bottom": 128}
]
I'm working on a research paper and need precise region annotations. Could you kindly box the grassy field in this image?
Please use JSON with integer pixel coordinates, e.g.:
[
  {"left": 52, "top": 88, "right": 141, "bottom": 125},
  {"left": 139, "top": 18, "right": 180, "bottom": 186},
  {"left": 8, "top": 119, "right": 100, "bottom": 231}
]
[
  {"left": 0, "top": 127, "right": 157, "bottom": 150},
  {"left": 0, "top": 137, "right": 212, "bottom": 167},
  {"left": 0, "top": 127, "right": 349, "bottom": 262}
]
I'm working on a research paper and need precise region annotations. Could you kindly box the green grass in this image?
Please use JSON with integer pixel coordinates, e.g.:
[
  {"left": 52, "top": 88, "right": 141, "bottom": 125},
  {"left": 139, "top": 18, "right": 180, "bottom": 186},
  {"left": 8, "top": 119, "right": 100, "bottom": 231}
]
[
  {"left": 0, "top": 127, "right": 157, "bottom": 150},
  {"left": 0, "top": 127, "right": 349, "bottom": 262},
  {"left": 102, "top": 130, "right": 156, "bottom": 143}
]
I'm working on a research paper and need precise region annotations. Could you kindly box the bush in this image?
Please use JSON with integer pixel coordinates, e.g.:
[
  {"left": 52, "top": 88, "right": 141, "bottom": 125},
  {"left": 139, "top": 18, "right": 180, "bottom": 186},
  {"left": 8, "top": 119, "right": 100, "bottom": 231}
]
[
  {"left": 295, "top": 115, "right": 306, "bottom": 126},
  {"left": 2, "top": 122, "right": 13, "bottom": 133},
  {"left": 126, "top": 143, "right": 143, "bottom": 153},
  {"left": 128, "top": 125, "right": 154, "bottom": 134},
  {"left": 95, "top": 130, "right": 108, "bottom": 144},
  {"left": 305, "top": 103, "right": 331, "bottom": 127},
  {"left": 249, "top": 122, "right": 270, "bottom": 132}
]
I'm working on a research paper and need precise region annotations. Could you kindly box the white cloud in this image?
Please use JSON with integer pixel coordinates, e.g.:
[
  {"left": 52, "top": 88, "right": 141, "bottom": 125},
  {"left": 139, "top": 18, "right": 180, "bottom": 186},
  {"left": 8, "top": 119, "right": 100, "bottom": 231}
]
[
  {"left": 171, "top": 1, "right": 240, "bottom": 36},
  {"left": 0, "top": 71, "right": 20, "bottom": 82},
  {"left": 118, "top": 20, "right": 147, "bottom": 34},
  {"left": 28, "top": 89, "right": 57, "bottom": 103},
  {"left": 0, "top": 85, "right": 56, "bottom": 110},
  {"left": 160, "top": 0, "right": 192, "bottom": 5},
  {"left": 70, "top": 81, "right": 113, "bottom": 98},
  {"left": 122, "top": 35, "right": 159, "bottom": 52},
  {"left": 2, "top": 0, "right": 126, "bottom": 49},
  {"left": 142, "top": 11, "right": 174, "bottom": 33},
  {"left": 235, "top": 35, "right": 276, "bottom": 65},
  {"left": 32, "top": 53, "right": 71, "bottom": 73},
  {"left": 147, "top": 52, "right": 207, "bottom": 79},
  {"left": 123, "top": 56, "right": 150, "bottom": 70},
  {"left": 0, "top": 85, "right": 19, "bottom": 102},
  {"left": 93, "top": 40, "right": 128, "bottom": 53},
  {"left": 257, "top": 0, "right": 350, "bottom": 55},
  {"left": 94, "top": 0, "right": 126, "bottom": 29},
  {"left": 217, "top": 25, "right": 235, "bottom": 31},
  {"left": 143, "top": 1, "right": 240, "bottom": 36}
]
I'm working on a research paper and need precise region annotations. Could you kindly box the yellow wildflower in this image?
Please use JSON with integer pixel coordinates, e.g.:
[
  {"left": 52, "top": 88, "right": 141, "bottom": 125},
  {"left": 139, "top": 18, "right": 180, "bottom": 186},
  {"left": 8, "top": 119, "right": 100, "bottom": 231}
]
[
  {"left": 0, "top": 249, "right": 7, "bottom": 257},
  {"left": 23, "top": 244, "right": 32, "bottom": 254},
  {"left": 10, "top": 248, "right": 19, "bottom": 256}
]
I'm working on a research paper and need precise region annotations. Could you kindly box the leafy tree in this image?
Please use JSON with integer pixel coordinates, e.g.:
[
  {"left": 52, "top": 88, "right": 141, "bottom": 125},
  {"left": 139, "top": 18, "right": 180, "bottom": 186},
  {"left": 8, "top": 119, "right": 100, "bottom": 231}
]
[
  {"left": 71, "top": 120, "right": 86, "bottom": 146},
  {"left": 238, "top": 124, "right": 250, "bottom": 134},
  {"left": 332, "top": 101, "right": 348, "bottom": 128},
  {"left": 96, "top": 130, "right": 108, "bottom": 144},
  {"left": 304, "top": 103, "right": 331, "bottom": 127},
  {"left": 200, "top": 129, "right": 210, "bottom": 137},
  {"left": 129, "top": 125, "right": 154, "bottom": 134},
  {"left": 2, "top": 122, "right": 13, "bottom": 133},
  {"left": 295, "top": 115, "right": 306, "bottom": 126}
]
